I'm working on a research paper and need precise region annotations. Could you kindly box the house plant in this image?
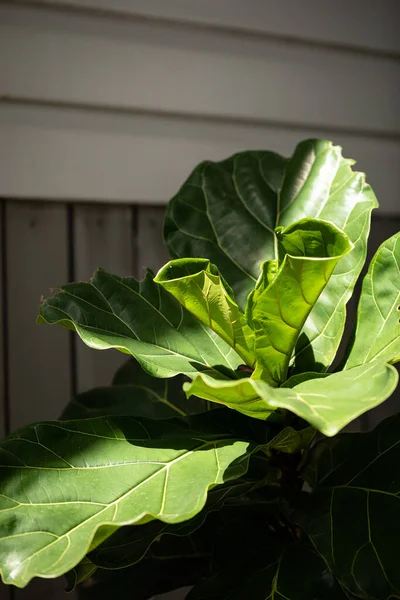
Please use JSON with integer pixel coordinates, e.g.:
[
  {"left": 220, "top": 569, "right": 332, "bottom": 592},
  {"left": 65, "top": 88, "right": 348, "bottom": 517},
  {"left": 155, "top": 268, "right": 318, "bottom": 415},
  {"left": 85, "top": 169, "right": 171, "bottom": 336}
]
[{"left": 0, "top": 139, "right": 399, "bottom": 599}]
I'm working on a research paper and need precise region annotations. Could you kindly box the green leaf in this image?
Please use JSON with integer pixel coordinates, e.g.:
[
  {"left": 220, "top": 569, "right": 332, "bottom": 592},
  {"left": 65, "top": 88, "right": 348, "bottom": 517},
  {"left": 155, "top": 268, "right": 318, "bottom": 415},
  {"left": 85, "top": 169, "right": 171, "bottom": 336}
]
[
  {"left": 0, "top": 415, "right": 254, "bottom": 587},
  {"left": 62, "top": 358, "right": 206, "bottom": 420},
  {"left": 38, "top": 269, "right": 242, "bottom": 379},
  {"left": 88, "top": 478, "right": 258, "bottom": 570},
  {"left": 61, "top": 385, "right": 189, "bottom": 420},
  {"left": 184, "top": 361, "right": 398, "bottom": 436},
  {"left": 282, "top": 372, "right": 330, "bottom": 388},
  {"left": 263, "top": 426, "right": 315, "bottom": 456},
  {"left": 291, "top": 413, "right": 400, "bottom": 600},
  {"left": 79, "top": 535, "right": 210, "bottom": 600},
  {"left": 247, "top": 218, "right": 353, "bottom": 384},
  {"left": 345, "top": 232, "right": 400, "bottom": 369},
  {"left": 155, "top": 258, "right": 255, "bottom": 366},
  {"left": 187, "top": 512, "right": 348, "bottom": 600},
  {"left": 164, "top": 139, "right": 377, "bottom": 371},
  {"left": 188, "top": 547, "right": 348, "bottom": 600},
  {"left": 65, "top": 556, "right": 97, "bottom": 592}
]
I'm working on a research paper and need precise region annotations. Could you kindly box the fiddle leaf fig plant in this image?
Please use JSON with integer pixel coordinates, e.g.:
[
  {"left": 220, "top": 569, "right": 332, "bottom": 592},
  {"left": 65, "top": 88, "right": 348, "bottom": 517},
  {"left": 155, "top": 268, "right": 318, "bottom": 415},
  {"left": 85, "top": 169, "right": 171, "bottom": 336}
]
[{"left": 0, "top": 139, "right": 399, "bottom": 600}]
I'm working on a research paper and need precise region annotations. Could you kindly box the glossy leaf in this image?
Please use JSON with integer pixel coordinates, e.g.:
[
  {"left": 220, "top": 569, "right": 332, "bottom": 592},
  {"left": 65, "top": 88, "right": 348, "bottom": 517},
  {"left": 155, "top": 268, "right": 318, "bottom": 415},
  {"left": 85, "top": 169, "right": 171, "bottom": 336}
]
[
  {"left": 185, "top": 361, "right": 398, "bottom": 436},
  {"left": 0, "top": 415, "right": 254, "bottom": 587},
  {"left": 165, "top": 139, "right": 377, "bottom": 370},
  {"left": 247, "top": 218, "right": 352, "bottom": 384},
  {"left": 38, "top": 269, "right": 242, "bottom": 379},
  {"left": 345, "top": 232, "right": 400, "bottom": 369},
  {"left": 62, "top": 358, "right": 206, "bottom": 420},
  {"left": 155, "top": 258, "right": 255, "bottom": 365},
  {"left": 292, "top": 413, "right": 400, "bottom": 600}
]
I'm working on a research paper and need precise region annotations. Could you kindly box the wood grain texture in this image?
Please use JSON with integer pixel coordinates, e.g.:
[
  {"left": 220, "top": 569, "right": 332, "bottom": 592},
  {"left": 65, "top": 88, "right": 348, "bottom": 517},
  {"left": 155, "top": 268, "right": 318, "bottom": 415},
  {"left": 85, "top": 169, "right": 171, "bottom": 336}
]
[
  {"left": 73, "top": 204, "right": 136, "bottom": 392},
  {"left": 1, "top": 5, "right": 399, "bottom": 134},
  {"left": 5, "top": 201, "right": 75, "bottom": 600},
  {"left": 1, "top": 104, "right": 399, "bottom": 213}
]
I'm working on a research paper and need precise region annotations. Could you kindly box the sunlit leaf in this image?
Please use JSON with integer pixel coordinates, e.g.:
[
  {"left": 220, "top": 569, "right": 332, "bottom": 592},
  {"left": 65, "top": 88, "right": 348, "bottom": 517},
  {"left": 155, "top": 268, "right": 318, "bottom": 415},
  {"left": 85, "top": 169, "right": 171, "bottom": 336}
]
[
  {"left": 165, "top": 140, "right": 377, "bottom": 371},
  {"left": 345, "top": 232, "right": 400, "bottom": 369},
  {"left": 247, "top": 218, "right": 352, "bottom": 384},
  {"left": 38, "top": 269, "right": 242, "bottom": 379},
  {"left": 185, "top": 361, "right": 398, "bottom": 436},
  {"left": 0, "top": 415, "right": 254, "bottom": 587},
  {"left": 155, "top": 258, "right": 255, "bottom": 365}
]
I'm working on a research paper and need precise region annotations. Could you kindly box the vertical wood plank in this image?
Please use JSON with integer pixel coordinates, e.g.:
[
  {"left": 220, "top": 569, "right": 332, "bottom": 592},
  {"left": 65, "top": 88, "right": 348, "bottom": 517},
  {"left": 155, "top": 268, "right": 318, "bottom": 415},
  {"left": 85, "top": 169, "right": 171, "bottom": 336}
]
[
  {"left": 6, "top": 202, "right": 71, "bottom": 427},
  {"left": 73, "top": 204, "right": 136, "bottom": 392},
  {"left": 137, "top": 206, "right": 169, "bottom": 275},
  {"left": 0, "top": 201, "right": 10, "bottom": 600},
  {"left": 5, "top": 201, "right": 75, "bottom": 600},
  {"left": 0, "top": 202, "right": 6, "bottom": 442}
]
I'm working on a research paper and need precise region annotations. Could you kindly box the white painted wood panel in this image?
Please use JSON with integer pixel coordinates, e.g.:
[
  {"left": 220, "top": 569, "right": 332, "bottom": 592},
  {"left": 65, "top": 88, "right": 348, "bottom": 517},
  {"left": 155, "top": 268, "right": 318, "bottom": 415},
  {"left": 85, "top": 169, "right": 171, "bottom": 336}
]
[
  {"left": 73, "top": 204, "right": 136, "bottom": 392},
  {"left": 24, "top": 0, "right": 400, "bottom": 54},
  {"left": 1, "top": 5, "right": 399, "bottom": 134},
  {"left": 5, "top": 201, "right": 75, "bottom": 600},
  {"left": 1, "top": 104, "right": 399, "bottom": 213}
]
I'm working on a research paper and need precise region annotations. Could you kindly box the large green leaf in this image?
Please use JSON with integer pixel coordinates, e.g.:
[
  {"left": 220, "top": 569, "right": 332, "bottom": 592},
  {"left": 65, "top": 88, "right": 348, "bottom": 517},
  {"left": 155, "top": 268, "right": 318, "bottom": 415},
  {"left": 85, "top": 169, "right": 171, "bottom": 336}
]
[
  {"left": 38, "top": 269, "right": 242, "bottom": 379},
  {"left": 184, "top": 361, "right": 398, "bottom": 436},
  {"left": 62, "top": 358, "right": 206, "bottom": 420},
  {"left": 291, "top": 413, "right": 400, "bottom": 600},
  {"left": 87, "top": 422, "right": 312, "bottom": 574},
  {"left": 155, "top": 258, "right": 255, "bottom": 365},
  {"left": 61, "top": 385, "right": 189, "bottom": 420},
  {"left": 187, "top": 511, "right": 348, "bottom": 600},
  {"left": 345, "top": 232, "right": 400, "bottom": 369},
  {"left": 164, "top": 139, "right": 377, "bottom": 371},
  {"left": 0, "top": 415, "right": 254, "bottom": 587},
  {"left": 88, "top": 478, "right": 257, "bottom": 570},
  {"left": 247, "top": 218, "right": 352, "bottom": 384}
]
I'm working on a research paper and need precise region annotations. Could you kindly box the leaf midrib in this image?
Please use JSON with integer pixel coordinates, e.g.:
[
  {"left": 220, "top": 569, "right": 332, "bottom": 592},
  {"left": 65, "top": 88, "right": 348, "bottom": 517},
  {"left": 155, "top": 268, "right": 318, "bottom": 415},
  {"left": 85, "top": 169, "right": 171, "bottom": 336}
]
[{"left": 1, "top": 437, "right": 245, "bottom": 579}]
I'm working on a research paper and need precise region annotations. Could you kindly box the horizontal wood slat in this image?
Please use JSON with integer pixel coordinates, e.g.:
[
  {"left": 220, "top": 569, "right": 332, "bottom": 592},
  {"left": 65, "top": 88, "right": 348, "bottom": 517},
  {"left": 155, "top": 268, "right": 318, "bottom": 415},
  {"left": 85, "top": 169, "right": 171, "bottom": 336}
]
[
  {"left": 1, "top": 5, "right": 399, "bottom": 134},
  {"left": 19, "top": 0, "right": 400, "bottom": 55},
  {"left": 1, "top": 104, "right": 399, "bottom": 213}
]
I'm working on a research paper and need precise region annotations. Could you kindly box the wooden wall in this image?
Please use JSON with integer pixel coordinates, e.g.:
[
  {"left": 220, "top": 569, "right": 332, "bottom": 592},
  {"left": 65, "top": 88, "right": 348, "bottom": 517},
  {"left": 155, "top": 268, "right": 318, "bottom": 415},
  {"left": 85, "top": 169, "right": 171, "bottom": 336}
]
[
  {"left": 0, "top": 1, "right": 399, "bottom": 598},
  {"left": 0, "top": 1, "right": 399, "bottom": 210},
  {"left": 0, "top": 202, "right": 169, "bottom": 599}
]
